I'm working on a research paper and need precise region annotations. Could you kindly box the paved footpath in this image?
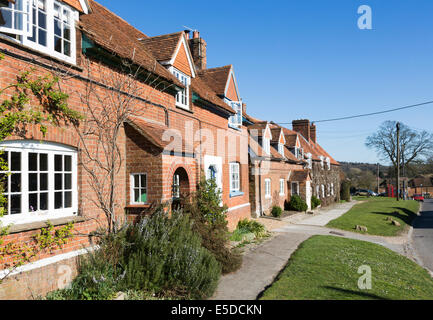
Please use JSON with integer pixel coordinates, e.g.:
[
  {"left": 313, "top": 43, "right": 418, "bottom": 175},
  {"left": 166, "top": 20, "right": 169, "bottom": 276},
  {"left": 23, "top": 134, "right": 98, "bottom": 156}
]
[{"left": 211, "top": 200, "right": 415, "bottom": 300}]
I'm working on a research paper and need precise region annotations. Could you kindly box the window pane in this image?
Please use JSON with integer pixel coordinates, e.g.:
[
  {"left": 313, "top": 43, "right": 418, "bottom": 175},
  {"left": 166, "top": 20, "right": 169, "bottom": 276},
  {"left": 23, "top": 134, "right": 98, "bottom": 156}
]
[
  {"left": 0, "top": 173, "right": 7, "bottom": 192},
  {"left": 0, "top": 9, "right": 12, "bottom": 29},
  {"left": 64, "top": 191, "right": 72, "bottom": 208},
  {"left": 55, "top": 155, "right": 62, "bottom": 171},
  {"left": 64, "top": 24, "right": 70, "bottom": 40},
  {"left": 10, "top": 152, "right": 21, "bottom": 171},
  {"left": 11, "top": 173, "right": 21, "bottom": 192},
  {"left": 40, "top": 173, "right": 48, "bottom": 191},
  {"left": 64, "top": 40, "right": 70, "bottom": 56},
  {"left": 40, "top": 153, "right": 48, "bottom": 171},
  {"left": 10, "top": 194, "right": 21, "bottom": 214},
  {"left": 29, "top": 153, "right": 38, "bottom": 171},
  {"left": 38, "top": 10, "right": 46, "bottom": 29},
  {"left": 29, "top": 173, "right": 38, "bottom": 191},
  {"left": 55, "top": 173, "right": 62, "bottom": 190},
  {"left": 54, "top": 35, "right": 61, "bottom": 53},
  {"left": 64, "top": 156, "right": 71, "bottom": 172},
  {"left": 140, "top": 175, "right": 146, "bottom": 188},
  {"left": 55, "top": 191, "right": 63, "bottom": 209},
  {"left": 54, "top": 18, "right": 61, "bottom": 36},
  {"left": 134, "top": 175, "right": 139, "bottom": 188},
  {"left": 40, "top": 192, "right": 48, "bottom": 210},
  {"left": 64, "top": 173, "right": 71, "bottom": 189},
  {"left": 134, "top": 189, "right": 140, "bottom": 203},
  {"left": 29, "top": 193, "right": 38, "bottom": 212},
  {"left": 38, "top": 28, "right": 46, "bottom": 45}
]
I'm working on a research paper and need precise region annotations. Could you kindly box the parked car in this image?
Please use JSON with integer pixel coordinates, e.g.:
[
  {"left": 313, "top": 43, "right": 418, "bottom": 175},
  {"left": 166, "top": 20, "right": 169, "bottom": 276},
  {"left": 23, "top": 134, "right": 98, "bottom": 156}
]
[
  {"left": 354, "top": 189, "right": 377, "bottom": 197},
  {"left": 378, "top": 192, "right": 387, "bottom": 197},
  {"left": 413, "top": 194, "right": 425, "bottom": 202}
]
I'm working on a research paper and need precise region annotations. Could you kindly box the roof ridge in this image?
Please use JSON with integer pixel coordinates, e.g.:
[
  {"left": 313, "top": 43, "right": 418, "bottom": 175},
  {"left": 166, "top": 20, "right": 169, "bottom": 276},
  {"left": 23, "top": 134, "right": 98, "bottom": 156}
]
[
  {"left": 141, "top": 31, "right": 183, "bottom": 41},
  {"left": 198, "top": 65, "right": 232, "bottom": 73}
]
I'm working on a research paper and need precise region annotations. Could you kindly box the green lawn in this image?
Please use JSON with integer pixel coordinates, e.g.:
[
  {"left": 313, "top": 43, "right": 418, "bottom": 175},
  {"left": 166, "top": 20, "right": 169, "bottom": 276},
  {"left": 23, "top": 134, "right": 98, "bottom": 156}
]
[
  {"left": 260, "top": 235, "right": 433, "bottom": 300},
  {"left": 326, "top": 197, "right": 420, "bottom": 236}
]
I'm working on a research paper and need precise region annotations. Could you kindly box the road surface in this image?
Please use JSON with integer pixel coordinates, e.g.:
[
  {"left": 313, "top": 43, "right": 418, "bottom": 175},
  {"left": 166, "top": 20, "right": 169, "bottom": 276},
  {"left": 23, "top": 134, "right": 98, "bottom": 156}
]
[{"left": 412, "top": 199, "right": 433, "bottom": 273}]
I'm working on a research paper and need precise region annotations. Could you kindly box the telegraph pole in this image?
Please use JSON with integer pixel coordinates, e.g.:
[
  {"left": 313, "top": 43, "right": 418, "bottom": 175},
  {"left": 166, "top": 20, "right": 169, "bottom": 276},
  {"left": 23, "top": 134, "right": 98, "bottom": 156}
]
[
  {"left": 377, "top": 162, "right": 380, "bottom": 194},
  {"left": 396, "top": 122, "right": 400, "bottom": 202}
]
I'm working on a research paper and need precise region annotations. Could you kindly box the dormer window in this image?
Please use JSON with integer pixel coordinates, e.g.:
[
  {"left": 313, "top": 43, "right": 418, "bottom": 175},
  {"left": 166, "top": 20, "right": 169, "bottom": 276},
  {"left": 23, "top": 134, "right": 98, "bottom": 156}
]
[
  {"left": 0, "top": 0, "right": 78, "bottom": 64},
  {"left": 320, "top": 156, "right": 324, "bottom": 169},
  {"left": 326, "top": 157, "right": 331, "bottom": 170},
  {"left": 278, "top": 143, "right": 284, "bottom": 156},
  {"left": 229, "top": 101, "right": 242, "bottom": 128},
  {"left": 172, "top": 68, "right": 190, "bottom": 110},
  {"left": 263, "top": 137, "right": 270, "bottom": 155}
]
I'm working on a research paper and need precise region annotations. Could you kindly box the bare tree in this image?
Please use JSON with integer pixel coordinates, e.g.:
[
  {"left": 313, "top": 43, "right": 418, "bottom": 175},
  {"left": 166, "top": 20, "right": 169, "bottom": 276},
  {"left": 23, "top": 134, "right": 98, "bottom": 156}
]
[
  {"left": 74, "top": 54, "right": 174, "bottom": 234},
  {"left": 366, "top": 121, "right": 433, "bottom": 176}
]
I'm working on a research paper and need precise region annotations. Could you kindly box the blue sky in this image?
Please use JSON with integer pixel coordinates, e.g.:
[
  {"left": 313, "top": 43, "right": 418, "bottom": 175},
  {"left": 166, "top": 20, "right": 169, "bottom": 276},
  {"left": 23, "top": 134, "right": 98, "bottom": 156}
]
[{"left": 98, "top": 0, "right": 433, "bottom": 164}]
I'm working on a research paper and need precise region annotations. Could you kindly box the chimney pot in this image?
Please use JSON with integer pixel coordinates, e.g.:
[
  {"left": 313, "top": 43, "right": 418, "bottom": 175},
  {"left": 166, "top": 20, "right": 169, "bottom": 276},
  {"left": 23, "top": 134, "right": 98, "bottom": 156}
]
[
  {"left": 188, "top": 30, "right": 207, "bottom": 70},
  {"left": 184, "top": 30, "right": 190, "bottom": 40},
  {"left": 193, "top": 30, "right": 200, "bottom": 39}
]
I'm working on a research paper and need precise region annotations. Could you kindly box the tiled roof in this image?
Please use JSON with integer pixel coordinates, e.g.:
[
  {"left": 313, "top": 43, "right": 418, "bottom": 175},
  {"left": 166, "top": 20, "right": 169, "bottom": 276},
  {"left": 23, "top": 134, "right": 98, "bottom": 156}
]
[
  {"left": 198, "top": 65, "right": 231, "bottom": 97},
  {"left": 270, "top": 128, "right": 283, "bottom": 143},
  {"left": 247, "top": 122, "right": 269, "bottom": 137},
  {"left": 126, "top": 117, "right": 194, "bottom": 153},
  {"left": 409, "top": 176, "right": 433, "bottom": 188},
  {"left": 80, "top": 1, "right": 182, "bottom": 88},
  {"left": 291, "top": 170, "right": 310, "bottom": 182},
  {"left": 140, "top": 32, "right": 183, "bottom": 62},
  {"left": 243, "top": 111, "right": 263, "bottom": 124}
]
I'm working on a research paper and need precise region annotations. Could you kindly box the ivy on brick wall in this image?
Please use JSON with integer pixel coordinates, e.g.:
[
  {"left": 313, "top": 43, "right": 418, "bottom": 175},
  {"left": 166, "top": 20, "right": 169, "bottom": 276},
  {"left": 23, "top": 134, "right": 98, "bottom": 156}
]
[{"left": 0, "top": 53, "right": 82, "bottom": 283}]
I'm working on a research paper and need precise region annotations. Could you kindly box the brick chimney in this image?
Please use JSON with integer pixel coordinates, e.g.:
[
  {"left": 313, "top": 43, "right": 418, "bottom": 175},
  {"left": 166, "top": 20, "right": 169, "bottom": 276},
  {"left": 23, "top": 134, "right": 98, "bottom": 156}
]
[
  {"left": 310, "top": 123, "right": 317, "bottom": 144},
  {"left": 292, "top": 119, "right": 310, "bottom": 141},
  {"left": 188, "top": 31, "right": 207, "bottom": 70}
]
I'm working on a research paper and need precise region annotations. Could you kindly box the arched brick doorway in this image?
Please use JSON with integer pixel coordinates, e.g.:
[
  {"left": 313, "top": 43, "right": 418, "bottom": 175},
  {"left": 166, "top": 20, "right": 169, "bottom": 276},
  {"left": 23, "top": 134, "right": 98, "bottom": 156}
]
[{"left": 172, "top": 167, "right": 190, "bottom": 211}]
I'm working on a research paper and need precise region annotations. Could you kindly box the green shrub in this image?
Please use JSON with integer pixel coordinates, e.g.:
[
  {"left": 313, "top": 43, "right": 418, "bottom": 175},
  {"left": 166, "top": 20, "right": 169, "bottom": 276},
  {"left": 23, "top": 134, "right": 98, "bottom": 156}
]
[
  {"left": 311, "top": 196, "right": 321, "bottom": 209},
  {"left": 185, "top": 176, "right": 242, "bottom": 275},
  {"left": 119, "top": 208, "right": 221, "bottom": 299},
  {"left": 341, "top": 180, "right": 351, "bottom": 202},
  {"left": 288, "top": 195, "right": 308, "bottom": 212},
  {"left": 237, "top": 219, "right": 267, "bottom": 238},
  {"left": 47, "top": 206, "right": 221, "bottom": 300},
  {"left": 230, "top": 227, "right": 252, "bottom": 242},
  {"left": 271, "top": 205, "right": 283, "bottom": 218}
]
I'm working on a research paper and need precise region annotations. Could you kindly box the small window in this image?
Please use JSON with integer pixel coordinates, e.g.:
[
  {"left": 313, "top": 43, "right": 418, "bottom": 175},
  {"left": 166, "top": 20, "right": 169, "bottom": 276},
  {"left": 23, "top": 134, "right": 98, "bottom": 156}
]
[
  {"left": 278, "top": 143, "right": 284, "bottom": 156},
  {"left": 172, "top": 68, "right": 190, "bottom": 110},
  {"left": 172, "top": 173, "right": 180, "bottom": 199},
  {"left": 279, "top": 179, "right": 285, "bottom": 196},
  {"left": 131, "top": 173, "right": 147, "bottom": 204},
  {"left": 331, "top": 183, "right": 334, "bottom": 196},
  {"left": 229, "top": 102, "right": 242, "bottom": 128},
  {"left": 0, "top": 0, "right": 32, "bottom": 37},
  {"left": 230, "top": 162, "right": 240, "bottom": 193},
  {"left": 263, "top": 137, "right": 270, "bottom": 155},
  {"left": 316, "top": 185, "right": 320, "bottom": 197},
  {"left": 265, "top": 179, "right": 271, "bottom": 198},
  {"left": 321, "top": 184, "right": 325, "bottom": 198},
  {"left": 291, "top": 182, "right": 299, "bottom": 196}
]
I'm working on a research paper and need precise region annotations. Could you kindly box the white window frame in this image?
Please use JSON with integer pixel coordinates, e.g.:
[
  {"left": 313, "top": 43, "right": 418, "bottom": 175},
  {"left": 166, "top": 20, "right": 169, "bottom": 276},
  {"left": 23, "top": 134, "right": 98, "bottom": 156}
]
[
  {"left": 229, "top": 162, "right": 240, "bottom": 193},
  {"left": 0, "top": 0, "right": 78, "bottom": 65},
  {"left": 171, "top": 67, "right": 190, "bottom": 110},
  {"left": 278, "top": 143, "right": 284, "bottom": 156},
  {"left": 306, "top": 153, "right": 312, "bottom": 169},
  {"left": 331, "top": 183, "right": 334, "bottom": 196},
  {"left": 130, "top": 173, "right": 147, "bottom": 205},
  {"left": 0, "top": 140, "right": 78, "bottom": 225},
  {"left": 316, "top": 185, "right": 320, "bottom": 197},
  {"left": 291, "top": 181, "right": 299, "bottom": 196},
  {"left": 265, "top": 178, "right": 271, "bottom": 199},
  {"left": 0, "top": 0, "right": 32, "bottom": 36},
  {"left": 320, "top": 156, "right": 324, "bottom": 169},
  {"left": 326, "top": 157, "right": 331, "bottom": 170},
  {"left": 172, "top": 173, "right": 180, "bottom": 199},
  {"left": 321, "top": 184, "right": 325, "bottom": 198},
  {"left": 279, "top": 179, "right": 285, "bottom": 196},
  {"left": 228, "top": 101, "right": 242, "bottom": 128},
  {"left": 263, "top": 137, "right": 270, "bottom": 155}
]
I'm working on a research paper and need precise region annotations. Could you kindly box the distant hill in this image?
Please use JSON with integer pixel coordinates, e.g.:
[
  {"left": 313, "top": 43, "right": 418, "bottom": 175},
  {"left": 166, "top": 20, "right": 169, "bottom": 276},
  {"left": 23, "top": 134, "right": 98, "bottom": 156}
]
[{"left": 339, "top": 162, "right": 390, "bottom": 177}]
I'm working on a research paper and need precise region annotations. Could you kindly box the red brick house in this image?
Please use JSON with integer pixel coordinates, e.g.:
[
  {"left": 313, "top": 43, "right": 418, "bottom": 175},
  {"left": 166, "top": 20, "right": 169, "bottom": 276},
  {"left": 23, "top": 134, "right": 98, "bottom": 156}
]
[{"left": 0, "top": 0, "right": 250, "bottom": 298}]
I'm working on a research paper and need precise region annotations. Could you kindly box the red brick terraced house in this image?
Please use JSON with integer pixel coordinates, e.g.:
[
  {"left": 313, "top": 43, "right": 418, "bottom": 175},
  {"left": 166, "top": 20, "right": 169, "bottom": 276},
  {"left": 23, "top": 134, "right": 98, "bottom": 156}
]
[{"left": 0, "top": 0, "right": 251, "bottom": 299}]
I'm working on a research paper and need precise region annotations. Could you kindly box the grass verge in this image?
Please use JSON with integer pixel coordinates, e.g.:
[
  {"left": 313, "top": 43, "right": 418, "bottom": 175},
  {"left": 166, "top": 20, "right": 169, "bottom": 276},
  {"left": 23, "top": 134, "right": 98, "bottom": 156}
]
[
  {"left": 326, "top": 197, "right": 419, "bottom": 236},
  {"left": 260, "top": 235, "right": 433, "bottom": 300}
]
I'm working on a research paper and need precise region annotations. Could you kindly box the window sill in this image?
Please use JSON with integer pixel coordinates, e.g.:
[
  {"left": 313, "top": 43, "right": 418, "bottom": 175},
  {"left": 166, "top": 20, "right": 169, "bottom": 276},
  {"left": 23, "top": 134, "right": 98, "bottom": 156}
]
[
  {"left": 175, "top": 104, "right": 193, "bottom": 113},
  {"left": 228, "top": 124, "right": 242, "bottom": 131},
  {"left": 125, "top": 204, "right": 151, "bottom": 209},
  {"left": 7, "top": 215, "right": 87, "bottom": 235},
  {"left": 265, "top": 196, "right": 271, "bottom": 199},
  {"left": 229, "top": 191, "right": 244, "bottom": 198}
]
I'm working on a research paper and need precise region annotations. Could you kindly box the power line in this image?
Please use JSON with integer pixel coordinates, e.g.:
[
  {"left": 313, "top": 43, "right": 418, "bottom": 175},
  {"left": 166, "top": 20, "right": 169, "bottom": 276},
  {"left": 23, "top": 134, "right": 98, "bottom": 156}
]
[{"left": 275, "top": 100, "right": 433, "bottom": 125}]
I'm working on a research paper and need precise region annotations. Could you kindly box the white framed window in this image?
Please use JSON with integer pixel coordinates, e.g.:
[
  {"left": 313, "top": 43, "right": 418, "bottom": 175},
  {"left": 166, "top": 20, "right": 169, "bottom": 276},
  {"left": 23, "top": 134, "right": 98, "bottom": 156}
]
[
  {"left": 0, "top": 0, "right": 78, "bottom": 64},
  {"left": 130, "top": 173, "right": 147, "bottom": 204},
  {"left": 321, "top": 184, "right": 325, "bottom": 198},
  {"left": 265, "top": 178, "right": 271, "bottom": 198},
  {"left": 171, "top": 68, "right": 190, "bottom": 110},
  {"left": 327, "top": 184, "right": 331, "bottom": 196},
  {"left": 229, "top": 101, "right": 242, "bottom": 128},
  {"left": 0, "top": 0, "right": 32, "bottom": 36},
  {"left": 263, "top": 137, "right": 270, "bottom": 155},
  {"left": 0, "top": 140, "right": 78, "bottom": 225},
  {"left": 320, "top": 156, "right": 324, "bottom": 169},
  {"left": 326, "top": 157, "right": 331, "bottom": 170},
  {"left": 291, "top": 182, "right": 299, "bottom": 196},
  {"left": 278, "top": 143, "right": 284, "bottom": 156},
  {"left": 172, "top": 173, "right": 180, "bottom": 199},
  {"left": 331, "top": 183, "right": 334, "bottom": 196},
  {"left": 279, "top": 179, "right": 285, "bottom": 196},
  {"left": 316, "top": 185, "right": 320, "bottom": 197},
  {"left": 229, "top": 162, "right": 240, "bottom": 193},
  {"left": 306, "top": 153, "right": 312, "bottom": 169}
]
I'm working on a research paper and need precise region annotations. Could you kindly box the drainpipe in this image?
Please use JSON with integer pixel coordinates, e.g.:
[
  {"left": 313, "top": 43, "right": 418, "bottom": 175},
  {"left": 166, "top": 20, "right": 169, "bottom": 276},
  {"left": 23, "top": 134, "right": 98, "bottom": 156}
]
[{"left": 258, "top": 160, "right": 263, "bottom": 217}]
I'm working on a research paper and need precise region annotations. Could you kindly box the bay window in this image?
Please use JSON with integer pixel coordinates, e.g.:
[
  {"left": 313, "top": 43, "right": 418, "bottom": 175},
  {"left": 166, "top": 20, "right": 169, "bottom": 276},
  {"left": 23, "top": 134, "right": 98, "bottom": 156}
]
[
  {"left": 0, "top": 0, "right": 78, "bottom": 64},
  {"left": 0, "top": 140, "right": 78, "bottom": 224}
]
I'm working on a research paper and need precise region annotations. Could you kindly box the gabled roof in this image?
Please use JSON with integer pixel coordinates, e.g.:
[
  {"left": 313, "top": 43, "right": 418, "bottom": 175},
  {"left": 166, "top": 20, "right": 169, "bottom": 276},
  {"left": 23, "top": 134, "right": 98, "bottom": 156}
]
[
  {"left": 79, "top": 1, "right": 182, "bottom": 88},
  {"left": 198, "top": 65, "right": 232, "bottom": 97},
  {"left": 139, "top": 32, "right": 182, "bottom": 62},
  {"left": 63, "top": 0, "right": 85, "bottom": 13},
  {"left": 291, "top": 170, "right": 311, "bottom": 182},
  {"left": 409, "top": 176, "right": 433, "bottom": 188}
]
